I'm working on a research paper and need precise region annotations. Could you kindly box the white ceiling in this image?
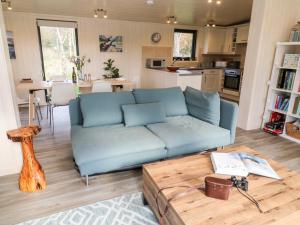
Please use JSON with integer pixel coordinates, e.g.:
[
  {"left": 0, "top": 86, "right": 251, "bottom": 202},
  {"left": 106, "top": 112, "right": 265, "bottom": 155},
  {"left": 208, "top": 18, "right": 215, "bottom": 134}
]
[{"left": 3, "top": 0, "right": 253, "bottom": 26}]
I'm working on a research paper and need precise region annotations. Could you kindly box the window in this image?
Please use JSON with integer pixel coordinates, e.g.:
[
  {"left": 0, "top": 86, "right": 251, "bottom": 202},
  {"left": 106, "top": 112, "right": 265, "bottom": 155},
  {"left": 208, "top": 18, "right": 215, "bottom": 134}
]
[
  {"left": 37, "top": 20, "right": 79, "bottom": 80},
  {"left": 173, "top": 29, "right": 197, "bottom": 61}
]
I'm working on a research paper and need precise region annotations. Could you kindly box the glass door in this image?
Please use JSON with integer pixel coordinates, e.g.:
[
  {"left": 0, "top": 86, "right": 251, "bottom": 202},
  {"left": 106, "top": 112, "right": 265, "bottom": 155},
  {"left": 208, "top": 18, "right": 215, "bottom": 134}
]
[{"left": 37, "top": 20, "right": 79, "bottom": 81}]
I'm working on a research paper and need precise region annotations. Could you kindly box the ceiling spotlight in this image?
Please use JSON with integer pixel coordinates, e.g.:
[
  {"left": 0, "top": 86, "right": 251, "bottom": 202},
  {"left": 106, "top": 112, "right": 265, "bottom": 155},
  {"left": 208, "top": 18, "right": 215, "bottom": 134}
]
[
  {"left": 146, "top": 0, "right": 154, "bottom": 5},
  {"left": 205, "top": 20, "right": 216, "bottom": 27},
  {"left": 94, "top": 10, "right": 99, "bottom": 18},
  {"left": 166, "top": 16, "right": 178, "bottom": 24},
  {"left": 7, "top": 1, "right": 12, "bottom": 10},
  {"left": 1, "top": 0, "right": 12, "bottom": 10},
  {"left": 216, "top": 0, "right": 221, "bottom": 4},
  {"left": 208, "top": 0, "right": 213, "bottom": 3},
  {"left": 103, "top": 11, "right": 108, "bottom": 19},
  {"left": 93, "top": 9, "right": 108, "bottom": 19}
]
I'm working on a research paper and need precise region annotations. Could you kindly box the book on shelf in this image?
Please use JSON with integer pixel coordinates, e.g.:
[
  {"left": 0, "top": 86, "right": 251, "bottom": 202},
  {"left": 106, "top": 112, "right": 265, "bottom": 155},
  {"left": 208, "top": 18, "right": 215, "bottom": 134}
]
[
  {"left": 276, "top": 70, "right": 295, "bottom": 90},
  {"left": 211, "top": 152, "right": 280, "bottom": 179},
  {"left": 274, "top": 94, "right": 289, "bottom": 111},
  {"left": 293, "top": 96, "right": 300, "bottom": 115}
]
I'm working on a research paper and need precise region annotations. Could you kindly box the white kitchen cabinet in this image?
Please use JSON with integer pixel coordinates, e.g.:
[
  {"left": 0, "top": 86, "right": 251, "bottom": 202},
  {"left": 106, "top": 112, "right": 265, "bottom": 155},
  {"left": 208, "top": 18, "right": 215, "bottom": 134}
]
[
  {"left": 236, "top": 25, "right": 249, "bottom": 43},
  {"left": 203, "top": 28, "right": 226, "bottom": 54},
  {"left": 223, "top": 27, "right": 238, "bottom": 53},
  {"left": 201, "top": 69, "right": 223, "bottom": 92},
  {"left": 142, "top": 68, "right": 202, "bottom": 90}
]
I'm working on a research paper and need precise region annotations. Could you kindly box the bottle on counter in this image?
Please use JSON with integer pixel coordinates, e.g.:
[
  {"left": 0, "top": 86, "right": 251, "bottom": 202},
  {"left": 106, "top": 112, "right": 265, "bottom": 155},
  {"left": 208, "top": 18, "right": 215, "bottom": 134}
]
[{"left": 72, "top": 67, "right": 77, "bottom": 83}]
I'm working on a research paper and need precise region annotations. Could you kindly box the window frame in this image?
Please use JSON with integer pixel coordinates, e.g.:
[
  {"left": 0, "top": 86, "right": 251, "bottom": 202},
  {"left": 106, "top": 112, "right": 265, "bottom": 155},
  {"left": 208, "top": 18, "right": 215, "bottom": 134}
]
[
  {"left": 173, "top": 28, "right": 197, "bottom": 61},
  {"left": 36, "top": 19, "right": 80, "bottom": 81}
]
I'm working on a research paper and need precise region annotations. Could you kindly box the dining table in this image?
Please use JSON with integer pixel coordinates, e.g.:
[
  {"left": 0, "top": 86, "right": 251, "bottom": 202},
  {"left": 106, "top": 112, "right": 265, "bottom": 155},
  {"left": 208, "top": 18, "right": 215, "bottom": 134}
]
[{"left": 16, "top": 78, "right": 134, "bottom": 125}]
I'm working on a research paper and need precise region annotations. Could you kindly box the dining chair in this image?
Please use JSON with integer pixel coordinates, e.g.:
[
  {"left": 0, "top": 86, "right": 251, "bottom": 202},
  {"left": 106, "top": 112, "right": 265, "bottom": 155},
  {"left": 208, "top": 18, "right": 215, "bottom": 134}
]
[
  {"left": 50, "top": 83, "right": 76, "bottom": 134},
  {"left": 16, "top": 95, "right": 42, "bottom": 126},
  {"left": 92, "top": 81, "right": 113, "bottom": 93}
]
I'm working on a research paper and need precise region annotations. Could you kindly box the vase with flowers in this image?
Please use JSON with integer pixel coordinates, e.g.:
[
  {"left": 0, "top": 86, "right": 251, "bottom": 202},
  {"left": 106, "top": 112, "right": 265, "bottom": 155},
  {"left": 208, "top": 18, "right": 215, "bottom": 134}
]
[{"left": 69, "top": 56, "right": 91, "bottom": 80}]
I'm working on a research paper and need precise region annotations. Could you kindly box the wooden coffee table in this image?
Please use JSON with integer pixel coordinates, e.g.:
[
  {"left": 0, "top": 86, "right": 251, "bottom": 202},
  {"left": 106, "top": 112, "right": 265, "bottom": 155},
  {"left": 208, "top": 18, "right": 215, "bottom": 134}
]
[{"left": 143, "top": 146, "right": 300, "bottom": 225}]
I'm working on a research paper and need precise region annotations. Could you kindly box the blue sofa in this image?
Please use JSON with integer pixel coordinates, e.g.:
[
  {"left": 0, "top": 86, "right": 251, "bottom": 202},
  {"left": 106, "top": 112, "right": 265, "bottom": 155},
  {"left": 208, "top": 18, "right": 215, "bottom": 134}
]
[{"left": 69, "top": 87, "right": 238, "bottom": 179}]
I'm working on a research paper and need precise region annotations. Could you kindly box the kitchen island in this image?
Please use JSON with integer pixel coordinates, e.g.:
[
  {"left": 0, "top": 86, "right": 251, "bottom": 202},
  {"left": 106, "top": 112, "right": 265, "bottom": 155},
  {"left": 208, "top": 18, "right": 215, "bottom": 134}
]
[{"left": 141, "top": 68, "right": 204, "bottom": 90}]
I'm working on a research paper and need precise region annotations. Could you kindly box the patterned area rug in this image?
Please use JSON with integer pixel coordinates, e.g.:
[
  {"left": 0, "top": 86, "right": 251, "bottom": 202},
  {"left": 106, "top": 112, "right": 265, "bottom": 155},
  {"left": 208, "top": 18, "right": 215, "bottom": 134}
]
[{"left": 17, "top": 192, "right": 158, "bottom": 225}]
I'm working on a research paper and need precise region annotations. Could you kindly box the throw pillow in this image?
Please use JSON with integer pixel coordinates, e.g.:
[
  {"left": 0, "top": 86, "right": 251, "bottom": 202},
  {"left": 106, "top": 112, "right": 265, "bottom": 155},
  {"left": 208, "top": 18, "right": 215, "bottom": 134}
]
[
  {"left": 122, "top": 102, "right": 166, "bottom": 127},
  {"left": 184, "top": 86, "right": 220, "bottom": 125}
]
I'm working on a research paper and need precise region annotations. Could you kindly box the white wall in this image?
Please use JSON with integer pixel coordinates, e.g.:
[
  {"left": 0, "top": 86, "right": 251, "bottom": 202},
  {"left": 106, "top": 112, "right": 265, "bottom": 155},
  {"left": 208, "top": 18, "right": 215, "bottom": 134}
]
[
  {"left": 238, "top": 0, "right": 300, "bottom": 130},
  {"left": 4, "top": 11, "right": 203, "bottom": 95},
  {"left": 0, "top": 5, "right": 22, "bottom": 176}
]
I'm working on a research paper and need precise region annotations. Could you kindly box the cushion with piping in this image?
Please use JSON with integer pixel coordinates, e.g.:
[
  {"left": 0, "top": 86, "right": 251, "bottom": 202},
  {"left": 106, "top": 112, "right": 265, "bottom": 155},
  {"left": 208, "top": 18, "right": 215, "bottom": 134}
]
[
  {"left": 184, "top": 86, "right": 220, "bottom": 125},
  {"left": 122, "top": 102, "right": 166, "bottom": 127}
]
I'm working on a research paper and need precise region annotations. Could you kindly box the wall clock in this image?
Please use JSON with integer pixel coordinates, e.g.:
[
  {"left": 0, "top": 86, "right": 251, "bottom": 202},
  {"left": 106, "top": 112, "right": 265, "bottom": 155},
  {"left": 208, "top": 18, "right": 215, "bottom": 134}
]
[{"left": 151, "top": 32, "right": 161, "bottom": 43}]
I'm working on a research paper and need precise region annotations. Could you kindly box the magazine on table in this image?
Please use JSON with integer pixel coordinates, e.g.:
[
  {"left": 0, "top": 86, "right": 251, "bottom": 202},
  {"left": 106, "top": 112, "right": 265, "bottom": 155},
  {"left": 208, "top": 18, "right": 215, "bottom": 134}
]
[{"left": 211, "top": 152, "right": 281, "bottom": 179}]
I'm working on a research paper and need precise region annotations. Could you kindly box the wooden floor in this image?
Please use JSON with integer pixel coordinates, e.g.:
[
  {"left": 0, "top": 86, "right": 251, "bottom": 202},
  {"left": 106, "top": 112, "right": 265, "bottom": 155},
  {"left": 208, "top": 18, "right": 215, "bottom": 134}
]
[{"left": 0, "top": 106, "right": 299, "bottom": 225}]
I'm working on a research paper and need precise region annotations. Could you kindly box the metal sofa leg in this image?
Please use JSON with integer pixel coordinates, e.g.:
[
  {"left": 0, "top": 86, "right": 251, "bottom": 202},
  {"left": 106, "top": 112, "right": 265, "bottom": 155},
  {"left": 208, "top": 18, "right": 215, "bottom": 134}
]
[{"left": 85, "top": 175, "right": 89, "bottom": 187}]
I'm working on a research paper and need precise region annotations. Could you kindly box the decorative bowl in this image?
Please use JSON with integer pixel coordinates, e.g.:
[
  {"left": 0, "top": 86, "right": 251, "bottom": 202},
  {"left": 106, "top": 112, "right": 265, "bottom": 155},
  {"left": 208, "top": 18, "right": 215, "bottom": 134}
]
[{"left": 167, "top": 66, "right": 180, "bottom": 72}]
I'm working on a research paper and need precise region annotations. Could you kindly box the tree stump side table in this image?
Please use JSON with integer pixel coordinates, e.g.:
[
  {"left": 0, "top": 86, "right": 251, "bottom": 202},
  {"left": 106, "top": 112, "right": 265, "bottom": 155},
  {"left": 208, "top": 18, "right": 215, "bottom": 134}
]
[{"left": 7, "top": 125, "right": 46, "bottom": 192}]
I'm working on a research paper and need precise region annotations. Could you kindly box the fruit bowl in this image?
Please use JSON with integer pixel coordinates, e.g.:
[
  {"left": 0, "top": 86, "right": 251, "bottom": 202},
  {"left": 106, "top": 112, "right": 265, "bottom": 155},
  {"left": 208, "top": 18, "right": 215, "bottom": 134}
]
[{"left": 167, "top": 66, "right": 180, "bottom": 72}]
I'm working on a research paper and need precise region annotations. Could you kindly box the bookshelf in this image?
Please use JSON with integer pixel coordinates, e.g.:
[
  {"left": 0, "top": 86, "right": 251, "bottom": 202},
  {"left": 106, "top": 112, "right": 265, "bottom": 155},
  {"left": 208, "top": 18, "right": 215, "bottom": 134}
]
[{"left": 262, "top": 42, "right": 300, "bottom": 144}]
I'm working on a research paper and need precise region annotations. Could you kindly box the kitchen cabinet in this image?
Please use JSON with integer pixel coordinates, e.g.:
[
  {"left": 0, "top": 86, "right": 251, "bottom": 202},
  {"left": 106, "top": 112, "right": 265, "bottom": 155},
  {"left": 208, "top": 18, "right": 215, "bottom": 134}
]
[
  {"left": 236, "top": 25, "right": 249, "bottom": 43},
  {"left": 142, "top": 68, "right": 202, "bottom": 90},
  {"left": 201, "top": 69, "right": 223, "bottom": 92},
  {"left": 203, "top": 28, "right": 226, "bottom": 54},
  {"left": 223, "top": 27, "right": 237, "bottom": 53}
]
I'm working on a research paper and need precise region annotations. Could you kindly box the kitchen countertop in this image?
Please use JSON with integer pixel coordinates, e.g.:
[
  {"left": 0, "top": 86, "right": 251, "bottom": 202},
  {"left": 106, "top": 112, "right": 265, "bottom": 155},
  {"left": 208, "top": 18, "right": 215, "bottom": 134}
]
[{"left": 145, "top": 67, "right": 228, "bottom": 76}]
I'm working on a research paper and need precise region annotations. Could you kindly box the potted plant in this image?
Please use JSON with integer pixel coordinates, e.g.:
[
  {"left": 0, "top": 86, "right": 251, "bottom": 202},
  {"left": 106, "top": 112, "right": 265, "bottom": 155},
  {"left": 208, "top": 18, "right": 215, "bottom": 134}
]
[{"left": 103, "top": 59, "right": 121, "bottom": 79}]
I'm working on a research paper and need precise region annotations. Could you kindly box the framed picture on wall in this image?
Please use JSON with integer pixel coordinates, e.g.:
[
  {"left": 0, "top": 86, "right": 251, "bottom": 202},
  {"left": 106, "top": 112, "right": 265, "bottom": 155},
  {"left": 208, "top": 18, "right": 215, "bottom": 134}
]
[
  {"left": 99, "top": 35, "right": 123, "bottom": 52},
  {"left": 6, "top": 31, "right": 16, "bottom": 59}
]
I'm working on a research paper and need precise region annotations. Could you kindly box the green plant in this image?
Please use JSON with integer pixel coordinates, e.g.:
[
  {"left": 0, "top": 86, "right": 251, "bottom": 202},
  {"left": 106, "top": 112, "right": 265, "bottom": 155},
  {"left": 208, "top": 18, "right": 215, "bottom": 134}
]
[{"left": 103, "top": 59, "right": 120, "bottom": 78}]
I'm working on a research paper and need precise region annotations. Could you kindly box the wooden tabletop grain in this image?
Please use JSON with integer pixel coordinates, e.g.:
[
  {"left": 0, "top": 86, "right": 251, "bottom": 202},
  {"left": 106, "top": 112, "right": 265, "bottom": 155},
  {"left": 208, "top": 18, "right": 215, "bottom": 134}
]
[{"left": 143, "top": 146, "right": 300, "bottom": 225}]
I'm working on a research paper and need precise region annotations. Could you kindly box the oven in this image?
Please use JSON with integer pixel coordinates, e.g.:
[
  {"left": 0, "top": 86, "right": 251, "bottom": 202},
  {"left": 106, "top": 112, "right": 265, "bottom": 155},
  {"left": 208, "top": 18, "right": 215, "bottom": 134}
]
[{"left": 224, "top": 69, "right": 241, "bottom": 91}]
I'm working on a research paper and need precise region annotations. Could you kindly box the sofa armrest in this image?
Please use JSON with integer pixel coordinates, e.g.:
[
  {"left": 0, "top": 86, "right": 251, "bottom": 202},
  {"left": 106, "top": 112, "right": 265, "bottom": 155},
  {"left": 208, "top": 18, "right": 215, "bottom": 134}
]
[
  {"left": 220, "top": 99, "right": 239, "bottom": 144},
  {"left": 69, "top": 98, "right": 83, "bottom": 126}
]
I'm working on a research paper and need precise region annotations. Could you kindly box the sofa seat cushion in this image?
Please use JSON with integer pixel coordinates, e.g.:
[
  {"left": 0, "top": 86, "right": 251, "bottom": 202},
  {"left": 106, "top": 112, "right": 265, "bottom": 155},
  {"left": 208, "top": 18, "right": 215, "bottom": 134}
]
[
  {"left": 133, "top": 87, "right": 188, "bottom": 117},
  {"left": 71, "top": 125, "right": 166, "bottom": 166},
  {"left": 147, "top": 115, "right": 231, "bottom": 157}
]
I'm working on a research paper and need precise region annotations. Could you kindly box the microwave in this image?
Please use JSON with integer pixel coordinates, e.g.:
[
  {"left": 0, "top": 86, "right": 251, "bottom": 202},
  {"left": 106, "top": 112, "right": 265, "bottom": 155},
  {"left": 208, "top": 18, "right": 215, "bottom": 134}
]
[{"left": 146, "top": 58, "right": 166, "bottom": 68}]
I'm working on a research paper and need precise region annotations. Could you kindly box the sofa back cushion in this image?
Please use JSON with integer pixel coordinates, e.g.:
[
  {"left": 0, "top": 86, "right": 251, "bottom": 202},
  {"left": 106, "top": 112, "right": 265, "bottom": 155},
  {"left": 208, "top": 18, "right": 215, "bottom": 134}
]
[
  {"left": 133, "top": 87, "right": 188, "bottom": 117},
  {"left": 184, "top": 86, "right": 220, "bottom": 126},
  {"left": 80, "top": 92, "right": 135, "bottom": 127},
  {"left": 122, "top": 102, "right": 166, "bottom": 127}
]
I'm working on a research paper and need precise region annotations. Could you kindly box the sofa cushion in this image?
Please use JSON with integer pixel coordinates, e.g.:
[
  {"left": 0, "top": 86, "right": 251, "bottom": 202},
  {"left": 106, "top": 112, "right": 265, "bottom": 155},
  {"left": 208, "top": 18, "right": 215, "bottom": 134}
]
[
  {"left": 78, "top": 149, "right": 167, "bottom": 176},
  {"left": 122, "top": 102, "right": 166, "bottom": 127},
  {"left": 80, "top": 92, "right": 135, "bottom": 127},
  {"left": 133, "top": 87, "right": 188, "bottom": 117},
  {"left": 71, "top": 125, "right": 166, "bottom": 166},
  {"left": 184, "top": 86, "right": 220, "bottom": 126},
  {"left": 147, "top": 115, "right": 230, "bottom": 157}
]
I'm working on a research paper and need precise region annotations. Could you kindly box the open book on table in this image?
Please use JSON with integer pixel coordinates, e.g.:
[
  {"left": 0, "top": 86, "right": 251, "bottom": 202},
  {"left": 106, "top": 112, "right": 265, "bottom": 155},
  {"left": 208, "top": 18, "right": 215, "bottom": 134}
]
[{"left": 211, "top": 152, "right": 280, "bottom": 179}]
